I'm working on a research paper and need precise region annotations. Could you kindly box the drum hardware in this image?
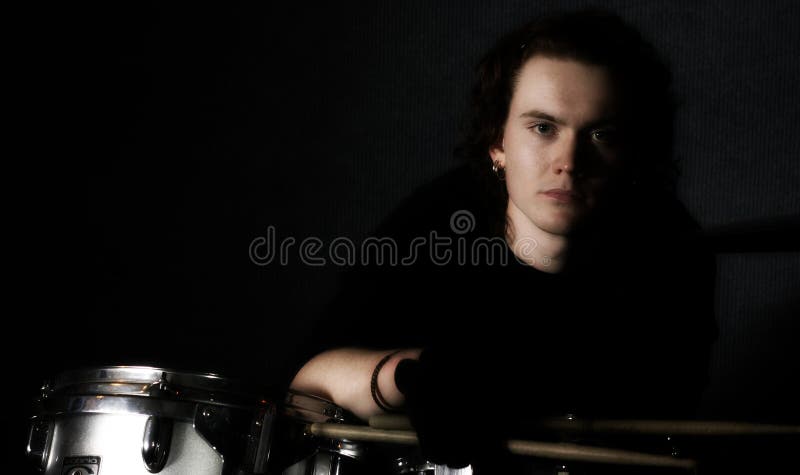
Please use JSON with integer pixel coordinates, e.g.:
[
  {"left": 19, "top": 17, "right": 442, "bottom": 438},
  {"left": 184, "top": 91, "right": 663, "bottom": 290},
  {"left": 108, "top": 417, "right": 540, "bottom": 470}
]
[
  {"left": 27, "top": 380, "right": 56, "bottom": 471},
  {"left": 142, "top": 415, "right": 172, "bottom": 472},
  {"left": 194, "top": 402, "right": 276, "bottom": 474},
  {"left": 392, "top": 450, "right": 472, "bottom": 475},
  {"left": 392, "top": 452, "right": 474, "bottom": 475},
  {"left": 273, "top": 390, "right": 368, "bottom": 474},
  {"left": 26, "top": 415, "right": 55, "bottom": 471},
  {"left": 393, "top": 453, "right": 436, "bottom": 474}
]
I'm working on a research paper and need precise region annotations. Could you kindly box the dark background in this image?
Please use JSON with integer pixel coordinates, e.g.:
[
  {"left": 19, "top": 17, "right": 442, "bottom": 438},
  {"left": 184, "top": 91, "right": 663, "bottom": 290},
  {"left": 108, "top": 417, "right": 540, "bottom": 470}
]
[{"left": 9, "top": 0, "right": 799, "bottom": 466}]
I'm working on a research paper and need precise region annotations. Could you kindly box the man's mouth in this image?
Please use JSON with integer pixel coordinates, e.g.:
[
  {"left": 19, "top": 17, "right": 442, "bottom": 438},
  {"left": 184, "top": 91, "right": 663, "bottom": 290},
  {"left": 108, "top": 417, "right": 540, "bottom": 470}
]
[{"left": 541, "top": 188, "right": 583, "bottom": 203}]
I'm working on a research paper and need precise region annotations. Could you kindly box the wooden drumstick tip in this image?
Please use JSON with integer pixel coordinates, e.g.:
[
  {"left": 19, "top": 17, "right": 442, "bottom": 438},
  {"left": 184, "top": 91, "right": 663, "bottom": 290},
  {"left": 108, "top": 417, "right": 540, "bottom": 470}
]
[
  {"left": 543, "top": 418, "right": 800, "bottom": 436},
  {"left": 506, "top": 440, "right": 696, "bottom": 470}
]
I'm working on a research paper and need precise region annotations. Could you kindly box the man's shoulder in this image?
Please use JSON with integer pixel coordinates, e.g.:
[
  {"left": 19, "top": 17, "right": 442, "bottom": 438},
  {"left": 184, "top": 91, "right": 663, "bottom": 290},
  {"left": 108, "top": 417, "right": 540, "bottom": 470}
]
[{"left": 374, "top": 164, "right": 485, "bottom": 239}]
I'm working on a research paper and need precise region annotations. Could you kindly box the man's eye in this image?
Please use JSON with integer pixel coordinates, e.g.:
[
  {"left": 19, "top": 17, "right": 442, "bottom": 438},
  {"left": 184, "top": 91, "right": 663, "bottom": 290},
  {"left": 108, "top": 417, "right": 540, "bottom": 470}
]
[
  {"left": 592, "top": 129, "right": 617, "bottom": 144},
  {"left": 532, "top": 123, "right": 555, "bottom": 135}
]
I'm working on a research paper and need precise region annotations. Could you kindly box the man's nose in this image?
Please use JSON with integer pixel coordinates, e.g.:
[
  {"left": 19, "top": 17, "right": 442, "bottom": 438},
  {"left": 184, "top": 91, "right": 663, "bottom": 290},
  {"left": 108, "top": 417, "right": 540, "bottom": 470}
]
[{"left": 551, "top": 136, "right": 578, "bottom": 175}]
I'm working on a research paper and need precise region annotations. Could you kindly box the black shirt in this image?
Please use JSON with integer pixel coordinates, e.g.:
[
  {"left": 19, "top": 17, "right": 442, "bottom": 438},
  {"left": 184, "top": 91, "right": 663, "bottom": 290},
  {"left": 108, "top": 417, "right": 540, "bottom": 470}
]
[{"left": 303, "top": 164, "right": 717, "bottom": 422}]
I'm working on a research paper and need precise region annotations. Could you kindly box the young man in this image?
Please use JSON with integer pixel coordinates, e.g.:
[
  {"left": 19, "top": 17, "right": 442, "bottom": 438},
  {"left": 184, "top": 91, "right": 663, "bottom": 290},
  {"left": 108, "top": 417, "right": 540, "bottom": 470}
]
[{"left": 290, "top": 9, "right": 716, "bottom": 472}]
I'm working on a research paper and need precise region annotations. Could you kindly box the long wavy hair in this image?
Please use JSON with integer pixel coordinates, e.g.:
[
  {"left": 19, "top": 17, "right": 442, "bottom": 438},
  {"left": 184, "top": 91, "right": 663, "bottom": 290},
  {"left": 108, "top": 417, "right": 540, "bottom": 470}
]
[{"left": 456, "top": 9, "right": 678, "bottom": 237}]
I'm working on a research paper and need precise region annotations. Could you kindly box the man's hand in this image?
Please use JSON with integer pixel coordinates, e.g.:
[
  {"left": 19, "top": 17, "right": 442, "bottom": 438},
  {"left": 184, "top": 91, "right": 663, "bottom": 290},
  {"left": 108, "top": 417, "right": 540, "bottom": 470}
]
[{"left": 395, "top": 348, "right": 507, "bottom": 469}]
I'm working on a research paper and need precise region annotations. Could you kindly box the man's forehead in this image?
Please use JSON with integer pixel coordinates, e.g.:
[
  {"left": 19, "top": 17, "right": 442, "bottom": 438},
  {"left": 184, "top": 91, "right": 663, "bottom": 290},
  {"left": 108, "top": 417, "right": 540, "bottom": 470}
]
[{"left": 511, "top": 55, "right": 620, "bottom": 123}]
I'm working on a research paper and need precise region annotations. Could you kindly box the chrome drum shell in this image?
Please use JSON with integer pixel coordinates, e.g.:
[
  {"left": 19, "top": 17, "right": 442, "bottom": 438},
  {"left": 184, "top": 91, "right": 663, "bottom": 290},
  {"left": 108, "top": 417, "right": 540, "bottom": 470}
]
[{"left": 27, "top": 366, "right": 275, "bottom": 475}]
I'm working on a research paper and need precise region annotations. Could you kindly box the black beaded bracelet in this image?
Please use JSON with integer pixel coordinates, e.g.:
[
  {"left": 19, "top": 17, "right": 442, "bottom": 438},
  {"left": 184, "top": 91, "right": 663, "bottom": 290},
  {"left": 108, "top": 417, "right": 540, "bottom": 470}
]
[{"left": 371, "top": 350, "right": 402, "bottom": 412}]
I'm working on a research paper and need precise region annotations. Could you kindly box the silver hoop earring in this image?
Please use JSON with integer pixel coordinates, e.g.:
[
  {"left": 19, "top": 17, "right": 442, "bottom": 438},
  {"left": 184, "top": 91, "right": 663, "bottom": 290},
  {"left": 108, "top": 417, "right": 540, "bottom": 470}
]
[{"left": 492, "top": 160, "right": 506, "bottom": 181}]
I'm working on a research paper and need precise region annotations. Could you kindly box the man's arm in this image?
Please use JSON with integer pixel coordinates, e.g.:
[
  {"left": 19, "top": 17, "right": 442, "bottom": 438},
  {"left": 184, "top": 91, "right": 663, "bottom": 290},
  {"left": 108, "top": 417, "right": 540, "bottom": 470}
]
[{"left": 290, "top": 347, "right": 422, "bottom": 420}]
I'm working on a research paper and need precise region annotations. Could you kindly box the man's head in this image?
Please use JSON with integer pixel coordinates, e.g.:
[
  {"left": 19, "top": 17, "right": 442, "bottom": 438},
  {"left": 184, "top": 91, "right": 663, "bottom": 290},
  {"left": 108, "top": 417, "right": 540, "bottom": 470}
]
[
  {"left": 460, "top": 10, "right": 676, "bottom": 236},
  {"left": 490, "top": 55, "right": 623, "bottom": 236}
]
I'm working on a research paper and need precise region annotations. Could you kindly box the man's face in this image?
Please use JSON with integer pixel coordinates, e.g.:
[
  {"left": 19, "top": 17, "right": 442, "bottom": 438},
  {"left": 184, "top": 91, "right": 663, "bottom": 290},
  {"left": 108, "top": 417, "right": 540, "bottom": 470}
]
[{"left": 490, "top": 55, "right": 624, "bottom": 237}]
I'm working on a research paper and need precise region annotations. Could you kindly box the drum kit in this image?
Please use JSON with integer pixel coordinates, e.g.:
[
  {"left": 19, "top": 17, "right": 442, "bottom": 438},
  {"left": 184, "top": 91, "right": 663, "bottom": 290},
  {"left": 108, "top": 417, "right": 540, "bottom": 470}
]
[{"left": 26, "top": 366, "right": 799, "bottom": 474}]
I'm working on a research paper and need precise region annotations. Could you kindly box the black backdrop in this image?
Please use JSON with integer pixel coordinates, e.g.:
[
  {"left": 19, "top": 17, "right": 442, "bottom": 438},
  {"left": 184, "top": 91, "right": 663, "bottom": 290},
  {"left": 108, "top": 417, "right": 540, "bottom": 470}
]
[{"left": 9, "top": 0, "right": 800, "bottom": 466}]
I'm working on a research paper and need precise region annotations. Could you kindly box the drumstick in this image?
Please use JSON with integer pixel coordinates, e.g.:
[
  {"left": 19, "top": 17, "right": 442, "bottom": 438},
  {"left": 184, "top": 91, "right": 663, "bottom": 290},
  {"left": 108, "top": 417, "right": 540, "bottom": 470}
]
[
  {"left": 368, "top": 414, "right": 800, "bottom": 436},
  {"left": 370, "top": 414, "right": 414, "bottom": 430},
  {"left": 308, "top": 423, "right": 697, "bottom": 470},
  {"left": 542, "top": 419, "right": 800, "bottom": 436},
  {"left": 310, "top": 422, "right": 418, "bottom": 445}
]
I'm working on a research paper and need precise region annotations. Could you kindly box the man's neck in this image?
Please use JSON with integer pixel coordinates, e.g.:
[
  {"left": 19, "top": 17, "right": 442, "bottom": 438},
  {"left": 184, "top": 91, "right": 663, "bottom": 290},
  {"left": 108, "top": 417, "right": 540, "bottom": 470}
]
[{"left": 505, "top": 207, "right": 569, "bottom": 273}]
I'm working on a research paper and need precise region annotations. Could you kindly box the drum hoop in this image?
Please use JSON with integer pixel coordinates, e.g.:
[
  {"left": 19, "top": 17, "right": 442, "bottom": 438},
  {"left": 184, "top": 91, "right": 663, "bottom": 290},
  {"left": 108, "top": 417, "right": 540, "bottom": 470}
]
[
  {"left": 37, "top": 392, "right": 272, "bottom": 418},
  {"left": 37, "top": 394, "right": 198, "bottom": 420},
  {"left": 45, "top": 366, "right": 272, "bottom": 408},
  {"left": 282, "top": 389, "right": 356, "bottom": 423}
]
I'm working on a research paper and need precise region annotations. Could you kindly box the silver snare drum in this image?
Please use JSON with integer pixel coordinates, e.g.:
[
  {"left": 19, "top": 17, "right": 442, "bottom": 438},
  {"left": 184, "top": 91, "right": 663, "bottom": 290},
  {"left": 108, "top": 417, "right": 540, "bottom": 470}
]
[{"left": 27, "top": 366, "right": 275, "bottom": 475}]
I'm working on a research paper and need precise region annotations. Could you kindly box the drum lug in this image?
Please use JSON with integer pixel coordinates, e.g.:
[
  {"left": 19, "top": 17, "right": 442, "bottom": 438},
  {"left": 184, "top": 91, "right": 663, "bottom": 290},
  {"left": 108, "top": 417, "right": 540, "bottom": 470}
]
[
  {"left": 142, "top": 415, "right": 173, "bottom": 473},
  {"left": 194, "top": 403, "right": 275, "bottom": 474},
  {"left": 26, "top": 415, "right": 54, "bottom": 471}
]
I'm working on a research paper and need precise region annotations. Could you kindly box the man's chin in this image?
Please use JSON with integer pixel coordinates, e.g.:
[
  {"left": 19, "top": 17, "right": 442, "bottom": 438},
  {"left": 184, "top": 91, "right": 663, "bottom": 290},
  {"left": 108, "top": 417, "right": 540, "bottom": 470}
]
[
  {"left": 535, "top": 210, "right": 588, "bottom": 236},
  {"left": 538, "top": 222, "right": 576, "bottom": 236}
]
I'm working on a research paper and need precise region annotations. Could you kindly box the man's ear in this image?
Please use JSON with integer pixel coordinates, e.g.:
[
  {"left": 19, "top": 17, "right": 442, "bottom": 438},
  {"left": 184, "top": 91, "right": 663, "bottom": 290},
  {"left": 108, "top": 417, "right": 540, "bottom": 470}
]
[{"left": 488, "top": 140, "right": 506, "bottom": 168}]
